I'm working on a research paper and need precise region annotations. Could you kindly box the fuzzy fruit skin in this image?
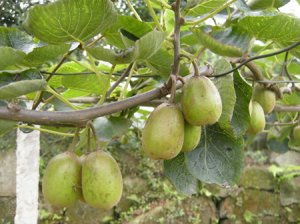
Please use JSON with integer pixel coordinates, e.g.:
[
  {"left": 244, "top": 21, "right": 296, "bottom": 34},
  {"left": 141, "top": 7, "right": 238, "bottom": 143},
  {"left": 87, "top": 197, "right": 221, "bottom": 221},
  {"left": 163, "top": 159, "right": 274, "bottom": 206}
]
[
  {"left": 142, "top": 103, "right": 184, "bottom": 160},
  {"left": 181, "top": 122, "right": 201, "bottom": 152},
  {"left": 247, "top": 101, "right": 265, "bottom": 135},
  {"left": 181, "top": 76, "right": 222, "bottom": 126},
  {"left": 82, "top": 151, "right": 123, "bottom": 210},
  {"left": 42, "top": 151, "right": 82, "bottom": 208},
  {"left": 293, "top": 125, "right": 300, "bottom": 146},
  {"left": 252, "top": 85, "right": 276, "bottom": 114}
]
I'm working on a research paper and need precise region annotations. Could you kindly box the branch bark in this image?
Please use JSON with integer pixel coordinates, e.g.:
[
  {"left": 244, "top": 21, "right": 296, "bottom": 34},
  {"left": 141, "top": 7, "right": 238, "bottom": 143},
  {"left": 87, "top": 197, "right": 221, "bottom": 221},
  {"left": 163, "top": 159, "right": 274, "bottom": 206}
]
[{"left": 0, "top": 71, "right": 198, "bottom": 127}]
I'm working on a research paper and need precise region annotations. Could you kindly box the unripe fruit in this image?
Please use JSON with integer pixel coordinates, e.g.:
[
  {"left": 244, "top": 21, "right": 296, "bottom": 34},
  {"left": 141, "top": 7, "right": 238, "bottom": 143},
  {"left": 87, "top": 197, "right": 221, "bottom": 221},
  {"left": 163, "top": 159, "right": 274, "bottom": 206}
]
[
  {"left": 82, "top": 151, "right": 123, "bottom": 210},
  {"left": 252, "top": 84, "right": 276, "bottom": 114},
  {"left": 247, "top": 101, "right": 265, "bottom": 135},
  {"left": 142, "top": 103, "right": 184, "bottom": 160},
  {"left": 181, "top": 122, "right": 201, "bottom": 152},
  {"left": 292, "top": 125, "right": 300, "bottom": 146},
  {"left": 42, "top": 151, "right": 82, "bottom": 208},
  {"left": 181, "top": 76, "right": 222, "bottom": 126}
]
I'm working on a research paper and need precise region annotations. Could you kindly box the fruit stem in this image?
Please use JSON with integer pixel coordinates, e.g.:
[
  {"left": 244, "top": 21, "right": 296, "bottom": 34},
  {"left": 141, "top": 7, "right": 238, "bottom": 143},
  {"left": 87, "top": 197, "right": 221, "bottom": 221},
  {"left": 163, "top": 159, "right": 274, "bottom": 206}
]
[
  {"left": 169, "top": 75, "right": 177, "bottom": 103},
  {"left": 180, "top": 54, "right": 200, "bottom": 76},
  {"left": 17, "top": 125, "right": 75, "bottom": 137},
  {"left": 87, "top": 121, "right": 99, "bottom": 149},
  {"left": 68, "top": 127, "right": 81, "bottom": 151}
]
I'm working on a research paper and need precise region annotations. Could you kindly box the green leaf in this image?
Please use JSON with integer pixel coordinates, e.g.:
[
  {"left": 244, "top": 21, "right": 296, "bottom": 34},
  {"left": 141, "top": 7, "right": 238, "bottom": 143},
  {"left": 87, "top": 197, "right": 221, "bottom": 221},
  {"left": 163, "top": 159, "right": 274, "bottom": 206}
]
[
  {"left": 133, "top": 30, "right": 166, "bottom": 60},
  {"left": 247, "top": 0, "right": 290, "bottom": 10},
  {"left": 0, "top": 101, "right": 16, "bottom": 136},
  {"left": 23, "top": 0, "right": 118, "bottom": 44},
  {"left": 213, "top": 59, "right": 236, "bottom": 130},
  {"left": 86, "top": 47, "right": 134, "bottom": 64},
  {"left": 0, "top": 69, "right": 42, "bottom": 88},
  {"left": 87, "top": 30, "right": 166, "bottom": 63},
  {"left": 0, "top": 47, "right": 26, "bottom": 69},
  {"left": 93, "top": 117, "right": 132, "bottom": 142},
  {"left": 237, "top": 12, "right": 300, "bottom": 57},
  {"left": 0, "top": 79, "right": 47, "bottom": 99},
  {"left": 231, "top": 71, "right": 252, "bottom": 137},
  {"left": 186, "top": 0, "right": 227, "bottom": 17},
  {"left": 164, "top": 153, "right": 198, "bottom": 196},
  {"left": 186, "top": 125, "right": 244, "bottom": 186},
  {"left": 104, "top": 15, "right": 153, "bottom": 49},
  {"left": 279, "top": 91, "right": 300, "bottom": 105},
  {"left": 21, "top": 44, "right": 70, "bottom": 67},
  {"left": 147, "top": 48, "right": 190, "bottom": 78},
  {"left": 60, "top": 62, "right": 105, "bottom": 95},
  {"left": 0, "top": 26, "right": 35, "bottom": 53},
  {"left": 192, "top": 26, "right": 251, "bottom": 57}
]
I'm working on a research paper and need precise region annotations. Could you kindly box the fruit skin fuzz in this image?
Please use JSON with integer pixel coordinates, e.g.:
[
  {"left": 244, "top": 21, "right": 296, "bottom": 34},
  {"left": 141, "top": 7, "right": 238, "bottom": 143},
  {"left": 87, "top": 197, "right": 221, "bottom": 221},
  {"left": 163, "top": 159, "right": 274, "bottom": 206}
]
[
  {"left": 81, "top": 150, "right": 123, "bottom": 210},
  {"left": 181, "top": 76, "right": 222, "bottom": 126},
  {"left": 42, "top": 151, "right": 82, "bottom": 208},
  {"left": 142, "top": 102, "right": 184, "bottom": 160}
]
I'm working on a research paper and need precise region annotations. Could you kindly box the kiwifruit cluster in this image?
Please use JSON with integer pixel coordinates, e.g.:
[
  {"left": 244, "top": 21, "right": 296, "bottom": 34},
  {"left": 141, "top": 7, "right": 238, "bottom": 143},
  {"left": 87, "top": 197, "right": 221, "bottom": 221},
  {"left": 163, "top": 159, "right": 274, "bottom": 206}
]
[
  {"left": 142, "top": 75, "right": 222, "bottom": 160},
  {"left": 42, "top": 151, "right": 123, "bottom": 210},
  {"left": 248, "top": 84, "right": 277, "bottom": 135}
]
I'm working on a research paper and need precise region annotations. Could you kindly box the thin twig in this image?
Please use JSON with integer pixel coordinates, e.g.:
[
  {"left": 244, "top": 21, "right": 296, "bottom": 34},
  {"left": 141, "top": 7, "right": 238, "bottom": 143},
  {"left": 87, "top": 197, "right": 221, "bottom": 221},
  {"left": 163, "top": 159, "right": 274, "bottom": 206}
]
[
  {"left": 171, "top": 0, "right": 182, "bottom": 77},
  {"left": 40, "top": 70, "right": 159, "bottom": 78},
  {"left": 282, "top": 52, "right": 295, "bottom": 87},
  {"left": 126, "top": 0, "right": 142, "bottom": 21},
  {"left": 144, "top": 0, "right": 163, "bottom": 31},
  {"left": 210, "top": 41, "right": 300, "bottom": 78},
  {"left": 105, "top": 63, "right": 134, "bottom": 99},
  {"left": 32, "top": 47, "right": 78, "bottom": 110}
]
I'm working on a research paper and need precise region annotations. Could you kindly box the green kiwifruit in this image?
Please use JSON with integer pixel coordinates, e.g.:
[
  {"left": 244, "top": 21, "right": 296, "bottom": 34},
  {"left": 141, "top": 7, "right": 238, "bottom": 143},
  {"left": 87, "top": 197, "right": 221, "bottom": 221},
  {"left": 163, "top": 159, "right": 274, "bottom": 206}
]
[
  {"left": 142, "top": 102, "right": 184, "bottom": 160},
  {"left": 181, "top": 121, "right": 201, "bottom": 152},
  {"left": 42, "top": 151, "right": 82, "bottom": 208},
  {"left": 292, "top": 125, "right": 300, "bottom": 146},
  {"left": 181, "top": 76, "right": 222, "bottom": 126},
  {"left": 252, "top": 84, "right": 276, "bottom": 114},
  {"left": 82, "top": 151, "right": 123, "bottom": 210},
  {"left": 247, "top": 101, "right": 266, "bottom": 135}
]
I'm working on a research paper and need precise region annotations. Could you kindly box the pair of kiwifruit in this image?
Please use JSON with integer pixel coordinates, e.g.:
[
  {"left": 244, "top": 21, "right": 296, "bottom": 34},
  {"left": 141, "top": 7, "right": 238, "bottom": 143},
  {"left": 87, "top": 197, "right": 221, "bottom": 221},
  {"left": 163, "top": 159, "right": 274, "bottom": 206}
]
[
  {"left": 42, "top": 150, "right": 123, "bottom": 210},
  {"left": 248, "top": 85, "right": 276, "bottom": 135},
  {"left": 142, "top": 75, "right": 222, "bottom": 160}
]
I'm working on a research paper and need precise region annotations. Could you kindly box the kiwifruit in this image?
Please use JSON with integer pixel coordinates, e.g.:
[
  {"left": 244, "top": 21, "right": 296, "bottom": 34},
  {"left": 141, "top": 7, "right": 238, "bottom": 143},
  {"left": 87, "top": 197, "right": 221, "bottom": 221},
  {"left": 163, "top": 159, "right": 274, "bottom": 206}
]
[
  {"left": 181, "top": 76, "right": 222, "bottom": 126},
  {"left": 142, "top": 102, "right": 184, "bottom": 160},
  {"left": 252, "top": 84, "right": 276, "bottom": 114},
  {"left": 42, "top": 151, "right": 82, "bottom": 208},
  {"left": 247, "top": 101, "right": 265, "bottom": 135},
  {"left": 181, "top": 121, "right": 201, "bottom": 152},
  {"left": 82, "top": 151, "right": 123, "bottom": 210},
  {"left": 292, "top": 125, "right": 300, "bottom": 146}
]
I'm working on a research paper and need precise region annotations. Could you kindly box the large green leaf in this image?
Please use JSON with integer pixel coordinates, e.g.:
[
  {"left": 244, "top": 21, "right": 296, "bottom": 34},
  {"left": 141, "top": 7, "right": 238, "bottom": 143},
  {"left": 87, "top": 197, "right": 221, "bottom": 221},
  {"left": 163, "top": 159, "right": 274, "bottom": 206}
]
[
  {"left": 192, "top": 26, "right": 251, "bottom": 57},
  {"left": 0, "top": 79, "right": 47, "bottom": 99},
  {"left": 21, "top": 44, "right": 71, "bottom": 67},
  {"left": 0, "top": 47, "right": 26, "bottom": 69},
  {"left": 186, "top": 125, "right": 244, "bottom": 186},
  {"left": 87, "top": 30, "right": 166, "bottom": 63},
  {"left": 23, "top": 0, "right": 118, "bottom": 44},
  {"left": 213, "top": 59, "right": 236, "bottom": 130},
  {"left": 164, "top": 153, "right": 198, "bottom": 196},
  {"left": 0, "top": 69, "right": 42, "bottom": 88},
  {"left": 237, "top": 12, "right": 300, "bottom": 57},
  {"left": 186, "top": 0, "right": 227, "bottom": 17},
  {"left": 93, "top": 117, "right": 132, "bottom": 142},
  {"left": 231, "top": 71, "right": 252, "bottom": 137}
]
